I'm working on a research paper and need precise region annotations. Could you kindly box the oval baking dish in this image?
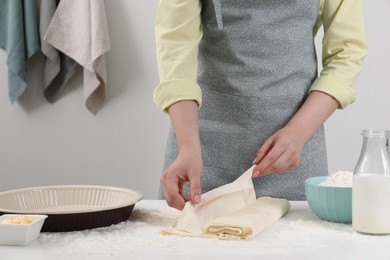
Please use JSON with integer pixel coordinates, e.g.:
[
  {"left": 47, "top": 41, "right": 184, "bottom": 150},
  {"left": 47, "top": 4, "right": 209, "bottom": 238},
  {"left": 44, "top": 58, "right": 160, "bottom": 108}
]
[{"left": 0, "top": 185, "right": 143, "bottom": 232}]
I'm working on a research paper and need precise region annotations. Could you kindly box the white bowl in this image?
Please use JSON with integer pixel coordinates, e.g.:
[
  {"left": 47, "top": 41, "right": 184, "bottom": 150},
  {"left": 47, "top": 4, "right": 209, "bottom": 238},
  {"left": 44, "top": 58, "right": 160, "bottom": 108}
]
[{"left": 0, "top": 214, "right": 48, "bottom": 246}]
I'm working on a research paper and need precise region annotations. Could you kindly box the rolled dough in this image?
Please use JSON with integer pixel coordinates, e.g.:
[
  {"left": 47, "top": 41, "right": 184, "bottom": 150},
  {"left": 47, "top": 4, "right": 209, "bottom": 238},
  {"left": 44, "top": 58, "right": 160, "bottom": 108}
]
[{"left": 161, "top": 166, "right": 291, "bottom": 240}]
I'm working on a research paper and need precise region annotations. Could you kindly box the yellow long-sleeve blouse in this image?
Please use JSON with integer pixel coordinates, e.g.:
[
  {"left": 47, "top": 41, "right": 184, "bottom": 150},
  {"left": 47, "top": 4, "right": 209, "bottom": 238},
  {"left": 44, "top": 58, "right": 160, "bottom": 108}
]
[{"left": 153, "top": 0, "right": 369, "bottom": 112}]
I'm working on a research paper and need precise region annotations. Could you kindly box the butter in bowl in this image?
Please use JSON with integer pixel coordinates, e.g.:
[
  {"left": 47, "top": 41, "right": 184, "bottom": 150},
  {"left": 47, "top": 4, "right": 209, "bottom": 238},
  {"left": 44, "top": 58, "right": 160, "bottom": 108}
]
[{"left": 0, "top": 214, "right": 47, "bottom": 246}]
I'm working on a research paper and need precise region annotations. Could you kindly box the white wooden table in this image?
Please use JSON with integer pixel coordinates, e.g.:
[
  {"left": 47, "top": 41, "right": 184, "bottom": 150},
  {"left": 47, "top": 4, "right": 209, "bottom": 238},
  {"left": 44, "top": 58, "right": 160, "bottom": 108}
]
[{"left": 1, "top": 200, "right": 389, "bottom": 260}]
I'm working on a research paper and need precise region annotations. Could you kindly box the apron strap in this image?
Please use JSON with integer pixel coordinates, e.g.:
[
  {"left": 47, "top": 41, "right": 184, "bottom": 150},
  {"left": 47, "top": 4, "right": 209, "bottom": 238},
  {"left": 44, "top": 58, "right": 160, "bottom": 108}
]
[{"left": 212, "top": 0, "right": 224, "bottom": 30}]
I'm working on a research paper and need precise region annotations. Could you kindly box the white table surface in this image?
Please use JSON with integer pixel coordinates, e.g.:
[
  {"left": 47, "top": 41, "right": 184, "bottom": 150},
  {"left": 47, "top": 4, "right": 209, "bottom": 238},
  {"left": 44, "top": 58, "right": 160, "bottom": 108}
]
[{"left": 0, "top": 200, "right": 390, "bottom": 260}]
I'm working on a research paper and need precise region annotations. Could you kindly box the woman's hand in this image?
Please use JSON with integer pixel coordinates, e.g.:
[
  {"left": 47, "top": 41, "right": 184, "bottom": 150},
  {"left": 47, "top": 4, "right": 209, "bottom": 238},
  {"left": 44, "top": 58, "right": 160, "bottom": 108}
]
[
  {"left": 160, "top": 147, "right": 202, "bottom": 210},
  {"left": 251, "top": 125, "right": 306, "bottom": 177},
  {"left": 164, "top": 100, "right": 202, "bottom": 210},
  {"left": 252, "top": 91, "right": 339, "bottom": 177}
]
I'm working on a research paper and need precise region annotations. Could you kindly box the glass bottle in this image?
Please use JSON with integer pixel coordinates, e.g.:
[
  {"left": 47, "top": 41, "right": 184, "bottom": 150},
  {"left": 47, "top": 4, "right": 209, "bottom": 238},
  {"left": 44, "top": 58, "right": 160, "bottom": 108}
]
[{"left": 353, "top": 129, "right": 390, "bottom": 234}]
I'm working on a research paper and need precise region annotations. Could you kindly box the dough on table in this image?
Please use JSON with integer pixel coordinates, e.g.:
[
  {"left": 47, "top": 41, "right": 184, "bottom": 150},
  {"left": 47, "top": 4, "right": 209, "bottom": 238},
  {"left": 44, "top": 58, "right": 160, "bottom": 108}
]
[
  {"left": 161, "top": 166, "right": 291, "bottom": 240},
  {"left": 205, "top": 197, "right": 290, "bottom": 240}
]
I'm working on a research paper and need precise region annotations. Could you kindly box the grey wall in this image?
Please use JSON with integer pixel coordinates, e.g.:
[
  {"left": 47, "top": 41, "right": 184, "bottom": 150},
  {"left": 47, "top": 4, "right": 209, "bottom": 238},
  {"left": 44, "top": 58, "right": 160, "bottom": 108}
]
[
  {"left": 0, "top": 0, "right": 168, "bottom": 199},
  {"left": 322, "top": 0, "right": 390, "bottom": 173},
  {"left": 0, "top": 0, "right": 389, "bottom": 199}
]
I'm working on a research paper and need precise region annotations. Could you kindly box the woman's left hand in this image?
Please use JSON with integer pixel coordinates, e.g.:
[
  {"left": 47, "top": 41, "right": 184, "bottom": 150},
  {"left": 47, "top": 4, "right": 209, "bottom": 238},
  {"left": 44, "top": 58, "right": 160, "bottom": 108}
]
[
  {"left": 251, "top": 125, "right": 307, "bottom": 177},
  {"left": 251, "top": 91, "right": 339, "bottom": 177}
]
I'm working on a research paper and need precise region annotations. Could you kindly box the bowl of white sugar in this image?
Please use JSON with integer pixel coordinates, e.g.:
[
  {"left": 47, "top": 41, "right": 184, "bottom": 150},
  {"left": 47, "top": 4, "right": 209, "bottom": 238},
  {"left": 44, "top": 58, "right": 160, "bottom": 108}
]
[{"left": 305, "top": 171, "right": 353, "bottom": 223}]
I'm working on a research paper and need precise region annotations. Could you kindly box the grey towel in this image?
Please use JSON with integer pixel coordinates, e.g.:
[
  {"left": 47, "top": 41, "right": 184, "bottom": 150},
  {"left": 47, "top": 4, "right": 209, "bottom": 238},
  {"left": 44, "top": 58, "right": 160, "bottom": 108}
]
[
  {"left": 0, "top": 0, "right": 40, "bottom": 102},
  {"left": 39, "top": 0, "right": 80, "bottom": 102},
  {"left": 44, "top": 0, "right": 110, "bottom": 114}
]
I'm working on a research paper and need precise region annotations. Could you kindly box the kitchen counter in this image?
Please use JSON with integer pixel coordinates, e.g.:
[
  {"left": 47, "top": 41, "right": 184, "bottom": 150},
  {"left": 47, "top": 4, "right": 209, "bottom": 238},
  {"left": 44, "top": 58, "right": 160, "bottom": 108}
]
[{"left": 1, "top": 200, "right": 389, "bottom": 260}]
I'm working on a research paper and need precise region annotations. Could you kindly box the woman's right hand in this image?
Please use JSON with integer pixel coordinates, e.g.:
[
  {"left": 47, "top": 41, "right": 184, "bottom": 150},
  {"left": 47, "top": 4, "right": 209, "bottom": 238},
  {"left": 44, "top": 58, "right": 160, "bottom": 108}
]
[
  {"left": 160, "top": 147, "right": 202, "bottom": 210},
  {"left": 163, "top": 100, "right": 202, "bottom": 210}
]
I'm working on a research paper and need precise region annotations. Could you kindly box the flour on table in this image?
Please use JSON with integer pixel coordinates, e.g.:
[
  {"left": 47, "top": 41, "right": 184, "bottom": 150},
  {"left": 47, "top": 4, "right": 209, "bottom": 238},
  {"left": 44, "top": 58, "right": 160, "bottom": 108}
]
[
  {"left": 35, "top": 206, "right": 180, "bottom": 257},
  {"left": 319, "top": 171, "right": 353, "bottom": 187},
  {"left": 32, "top": 201, "right": 375, "bottom": 258}
]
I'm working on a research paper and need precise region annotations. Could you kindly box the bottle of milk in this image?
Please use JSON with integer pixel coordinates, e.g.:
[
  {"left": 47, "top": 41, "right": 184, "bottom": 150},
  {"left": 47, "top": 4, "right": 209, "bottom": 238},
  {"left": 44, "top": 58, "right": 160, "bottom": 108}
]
[{"left": 353, "top": 129, "right": 390, "bottom": 234}]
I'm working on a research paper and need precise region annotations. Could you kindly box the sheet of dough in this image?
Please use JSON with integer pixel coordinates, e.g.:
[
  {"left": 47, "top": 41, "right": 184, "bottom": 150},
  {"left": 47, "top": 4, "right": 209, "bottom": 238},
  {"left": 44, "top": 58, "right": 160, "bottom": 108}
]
[
  {"left": 161, "top": 166, "right": 256, "bottom": 236},
  {"left": 205, "top": 197, "right": 290, "bottom": 240}
]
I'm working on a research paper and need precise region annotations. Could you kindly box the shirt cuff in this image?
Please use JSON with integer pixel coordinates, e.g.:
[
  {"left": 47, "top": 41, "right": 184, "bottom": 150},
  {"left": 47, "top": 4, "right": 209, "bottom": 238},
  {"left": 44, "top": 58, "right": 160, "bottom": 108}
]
[
  {"left": 153, "top": 78, "right": 202, "bottom": 112},
  {"left": 309, "top": 75, "right": 355, "bottom": 109}
]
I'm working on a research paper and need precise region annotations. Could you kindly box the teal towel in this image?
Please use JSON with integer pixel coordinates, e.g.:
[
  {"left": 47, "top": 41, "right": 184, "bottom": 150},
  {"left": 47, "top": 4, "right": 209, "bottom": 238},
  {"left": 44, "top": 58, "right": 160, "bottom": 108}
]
[{"left": 0, "top": 0, "right": 40, "bottom": 102}]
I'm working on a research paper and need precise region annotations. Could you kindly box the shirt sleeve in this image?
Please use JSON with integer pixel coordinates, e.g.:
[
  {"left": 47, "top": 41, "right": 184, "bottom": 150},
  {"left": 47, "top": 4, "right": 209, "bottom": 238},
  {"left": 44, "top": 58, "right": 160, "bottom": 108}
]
[
  {"left": 311, "top": 0, "right": 369, "bottom": 109},
  {"left": 153, "top": 0, "right": 203, "bottom": 112}
]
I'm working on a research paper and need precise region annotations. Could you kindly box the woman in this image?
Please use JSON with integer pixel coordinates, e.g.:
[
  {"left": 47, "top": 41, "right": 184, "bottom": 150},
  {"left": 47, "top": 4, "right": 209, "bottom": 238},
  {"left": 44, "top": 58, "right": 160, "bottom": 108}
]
[{"left": 153, "top": 0, "right": 368, "bottom": 210}]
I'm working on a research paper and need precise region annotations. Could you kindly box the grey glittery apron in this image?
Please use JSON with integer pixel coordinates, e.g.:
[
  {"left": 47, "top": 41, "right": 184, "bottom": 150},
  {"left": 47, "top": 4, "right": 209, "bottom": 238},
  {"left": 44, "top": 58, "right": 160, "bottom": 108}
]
[{"left": 161, "top": 0, "right": 327, "bottom": 200}]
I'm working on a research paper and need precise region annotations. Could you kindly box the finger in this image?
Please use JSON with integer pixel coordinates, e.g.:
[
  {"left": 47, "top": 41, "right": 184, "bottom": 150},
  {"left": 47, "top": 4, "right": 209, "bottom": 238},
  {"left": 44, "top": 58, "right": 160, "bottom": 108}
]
[
  {"left": 179, "top": 181, "right": 191, "bottom": 202},
  {"left": 262, "top": 146, "right": 302, "bottom": 175},
  {"left": 163, "top": 188, "right": 185, "bottom": 210},
  {"left": 252, "top": 143, "right": 284, "bottom": 177},
  {"left": 161, "top": 175, "right": 186, "bottom": 210},
  {"left": 188, "top": 171, "right": 201, "bottom": 204},
  {"left": 252, "top": 136, "right": 275, "bottom": 165},
  {"left": 261, "top": 150, "right": 291, "bottom": 175}
]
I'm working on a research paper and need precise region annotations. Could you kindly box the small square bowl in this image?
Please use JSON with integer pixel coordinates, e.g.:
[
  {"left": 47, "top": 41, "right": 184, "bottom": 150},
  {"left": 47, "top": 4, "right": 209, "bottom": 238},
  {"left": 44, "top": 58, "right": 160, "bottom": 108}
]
[
  {"left": 305, "top": 176, "right": 352, "bottom": 223},
  {"left": 0, "top": 214, "right": 48, "bottom": 246}
]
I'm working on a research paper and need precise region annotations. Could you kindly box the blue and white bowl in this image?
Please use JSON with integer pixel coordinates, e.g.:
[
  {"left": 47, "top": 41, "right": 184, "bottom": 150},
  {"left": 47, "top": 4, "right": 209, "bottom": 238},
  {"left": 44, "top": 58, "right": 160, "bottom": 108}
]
[{"left": 305, "top": 176, "right": 352, "bottom": 223}]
